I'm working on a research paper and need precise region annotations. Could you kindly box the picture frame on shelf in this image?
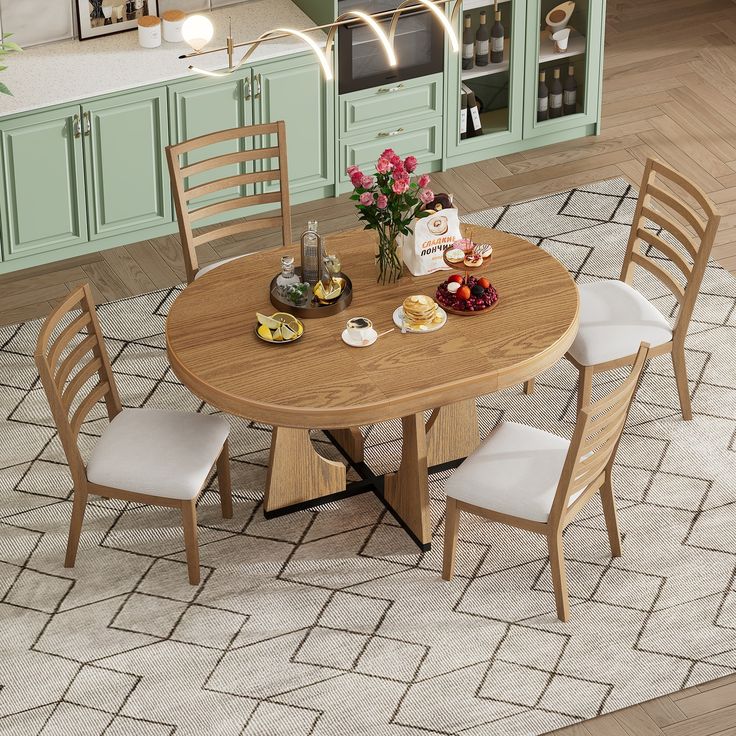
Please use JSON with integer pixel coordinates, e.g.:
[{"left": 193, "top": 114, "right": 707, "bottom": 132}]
[{"left": 77, "top": 0, "right": 160, "bottom": 41}]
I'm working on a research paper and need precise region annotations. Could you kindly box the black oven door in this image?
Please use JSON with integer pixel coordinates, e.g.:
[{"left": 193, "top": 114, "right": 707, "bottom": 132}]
[{"left": 337, "top": 0, "right": 444, "bottom": 95}]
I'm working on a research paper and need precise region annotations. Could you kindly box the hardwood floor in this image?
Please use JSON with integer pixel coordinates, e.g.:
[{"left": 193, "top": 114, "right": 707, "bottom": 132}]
[{"left": 2, "top": 0, "right": 735, "bottom": 731}]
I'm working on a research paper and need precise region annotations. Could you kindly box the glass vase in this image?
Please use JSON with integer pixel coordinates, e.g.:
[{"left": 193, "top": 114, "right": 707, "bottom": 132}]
[{"left": 376, "top": 226, "right": 403, "bottom": 285}]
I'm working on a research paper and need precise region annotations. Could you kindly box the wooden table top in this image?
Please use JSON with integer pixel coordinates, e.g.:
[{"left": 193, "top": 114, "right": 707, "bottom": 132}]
[{"left": 166, "top": 225, "right": 579, "bottom": 429}]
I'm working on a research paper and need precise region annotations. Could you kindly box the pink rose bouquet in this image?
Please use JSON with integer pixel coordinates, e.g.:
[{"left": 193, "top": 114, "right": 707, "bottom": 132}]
[{"left": 347, "top": 151, "right": 432, "bottom": 284}]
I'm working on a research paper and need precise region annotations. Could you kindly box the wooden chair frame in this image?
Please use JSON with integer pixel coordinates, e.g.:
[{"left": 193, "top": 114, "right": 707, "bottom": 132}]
[
  {"left": 34, "top": 284, "right": 232, "bottom": 585},
  {"left": 444, "top": 344, "right": 650, "bottom": 622},
  {"left": 167, "top": 122, "right": 292, "bottom": 283},
  {"left": 526, "top": 159, "right": 720, "bottom": 420}
]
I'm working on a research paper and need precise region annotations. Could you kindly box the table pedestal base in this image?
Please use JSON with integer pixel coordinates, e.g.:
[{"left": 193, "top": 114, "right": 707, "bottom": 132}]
[
  {"left": 328, "top": 427, "right": 364, "bottom": 464},
  {"left": 426, "top": 399, "right": 481, "bottom": 467},
  {"left": 264, "top": 428, "right": 346, "bottom": 514}
]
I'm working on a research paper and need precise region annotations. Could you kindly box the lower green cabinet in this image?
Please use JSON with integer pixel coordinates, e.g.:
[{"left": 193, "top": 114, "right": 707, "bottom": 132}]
[
  {"left": 85, "top": 88, "right": 171, "bottom": 240},
  {"left": 0, "top": 106, "right": 88, "bottom": 260}
]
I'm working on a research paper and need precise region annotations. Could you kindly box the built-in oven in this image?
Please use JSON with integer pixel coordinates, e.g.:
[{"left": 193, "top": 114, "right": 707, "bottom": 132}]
[{"left": 337, "top": 0, "right": 444, "bottom": 94}]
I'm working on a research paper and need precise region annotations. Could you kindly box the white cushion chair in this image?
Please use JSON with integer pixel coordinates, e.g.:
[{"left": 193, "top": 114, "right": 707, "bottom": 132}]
[
  {"left": 527, "top": 158, "right": 721, "bottom": 420},
  {"left": 166, "top": 122, "right": 292, "bottom": 284},
  {"left": 443, "top": 344, "right": 650, "bottom": 622},
  {"left": 35, "top": 284, "right": 233, "bottom": 586}
]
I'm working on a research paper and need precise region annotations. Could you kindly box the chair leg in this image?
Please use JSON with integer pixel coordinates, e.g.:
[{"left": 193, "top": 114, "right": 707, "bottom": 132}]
[
  {"left": 64, "top": 489, "right": 89, "bottom": 568},
  {"left": 672, "top": 346, "right": 693, "bottom": 421},
  {"left": 216, "top": 440, "right": 233, "bottom": 519},
  {"left": 577, "top": 366, "right": 594, "bottom": 417},
  {"left": 524, "top": 378, "right": 535, "bottom": 395},
  {"left": 547, "top": 529, "right": 570, "bottom": 622},
  {"left": 442, "top": 497, "right": 460, "bottom": 581},
  {"left": 600, "top": 470, "right": 622, "bottom": 558},
  {"left": 181, "top": 500, "right": 200, "bottom": 586}
]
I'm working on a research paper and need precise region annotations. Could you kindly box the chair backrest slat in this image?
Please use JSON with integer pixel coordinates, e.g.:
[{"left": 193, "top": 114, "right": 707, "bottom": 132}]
[
  {"left": 551, "top": 344, "right": 650, "bottom": 521},
  {"left": 34, "top": 285, "right": 122, "bottom": 490},
  {"left": 621, "top": 158, "right": 721, "bottom": 338},
  {"left": 167, "top": 121, "right": 292, "bottom": 283}
]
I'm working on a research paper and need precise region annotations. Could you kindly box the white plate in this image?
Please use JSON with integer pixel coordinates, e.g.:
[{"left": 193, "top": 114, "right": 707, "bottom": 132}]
[
  {"left": 392, "top": 306, "right": 448, "bottom": 333},
  {"left": 341, "top": 328, "right": 378, "bottom": 347}
]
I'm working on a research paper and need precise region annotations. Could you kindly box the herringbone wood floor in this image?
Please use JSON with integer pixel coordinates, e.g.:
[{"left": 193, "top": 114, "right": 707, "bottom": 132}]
[{"left": 3, "top": 0, "right": 736, "bottom": 732}]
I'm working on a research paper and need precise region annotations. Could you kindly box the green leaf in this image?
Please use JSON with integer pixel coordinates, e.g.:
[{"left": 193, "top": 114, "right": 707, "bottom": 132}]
[
  {"left": 2, "top": 42, "right": 22, "bottom": 52},
  {"left": 0, "top": 82, "right": 13, "bottom": 96}
]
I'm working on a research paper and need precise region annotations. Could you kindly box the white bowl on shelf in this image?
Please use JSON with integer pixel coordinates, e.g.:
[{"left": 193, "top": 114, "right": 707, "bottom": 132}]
[{"left": 546, "top": 1, "right": 575, "bottom": 36}]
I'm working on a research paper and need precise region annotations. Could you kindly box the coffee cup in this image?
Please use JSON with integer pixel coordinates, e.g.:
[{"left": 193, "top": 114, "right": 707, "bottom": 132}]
[{"left": 346, "top": 317, "right": 374, "bottom": 343}]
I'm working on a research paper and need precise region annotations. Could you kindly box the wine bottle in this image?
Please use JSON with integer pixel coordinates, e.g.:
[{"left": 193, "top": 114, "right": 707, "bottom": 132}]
[
  {"left": 491, "top": 8, "right": 504, "bottom": 64},
  {"left": 563, "top": 63, "right": 577, "bottom": 115},
  {"left": 462, "top": 15, "right": 474, "bottom": 70},
  {"left": 537, "top": 71, "right": 549, "bottom": 122},
  {"left": 549, "top": 67, "right": 563, "bottom": 119},
  {"left": 475, "top": 11, "right": 489, "bottom": 67}
]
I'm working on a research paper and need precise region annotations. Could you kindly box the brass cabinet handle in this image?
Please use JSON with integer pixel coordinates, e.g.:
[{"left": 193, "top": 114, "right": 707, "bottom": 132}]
[
  {"left": 244, "top": 78, "right": 251, "bottom": 100},
  {"left": 254, "top": 73, "right": 262, "bottom": 99},
  {"left": 72, "top": 114, "right": 81, "bottom": 139},
  {"left": 378, "top": 83, "right": 405, "bottom": 94},
  {"left": 83, "top": 111, "right": 91, "bottom": 137},
  {"left": 377, "top": 127, "right": 405, "bottom": 138}
]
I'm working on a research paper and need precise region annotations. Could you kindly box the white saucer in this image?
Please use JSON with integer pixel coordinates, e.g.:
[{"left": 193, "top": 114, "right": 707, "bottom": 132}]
[
  {"left": 341, "top": 328, "right": 378, "bottom": 347},
  {"left": 392, "top": 306, "right": 448, "bottom": 333}
]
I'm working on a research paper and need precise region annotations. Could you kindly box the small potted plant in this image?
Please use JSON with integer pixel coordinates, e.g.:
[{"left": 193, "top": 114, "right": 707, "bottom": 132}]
[
  {"left": 347, "top": 151, "right": 433, "bottom": 284},
  {"left": 0, "top": 32, "right": 22, "bottom": 96}
]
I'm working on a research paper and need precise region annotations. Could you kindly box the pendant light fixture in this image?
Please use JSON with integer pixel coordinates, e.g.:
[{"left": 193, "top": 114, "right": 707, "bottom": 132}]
[{"left": 181, "top": 0, "right": 462, "bottom": 80}]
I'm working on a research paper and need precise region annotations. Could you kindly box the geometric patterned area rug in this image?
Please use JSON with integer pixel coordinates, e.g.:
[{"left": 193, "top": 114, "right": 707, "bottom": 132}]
[{"left": 1, "top": 178, "right": 735, "bottom": 736}]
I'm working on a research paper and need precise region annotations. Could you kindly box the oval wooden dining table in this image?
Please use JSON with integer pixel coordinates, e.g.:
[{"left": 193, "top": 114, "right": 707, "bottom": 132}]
[{"left": 166, "top": 224, "right": 579, "bottom": 550}]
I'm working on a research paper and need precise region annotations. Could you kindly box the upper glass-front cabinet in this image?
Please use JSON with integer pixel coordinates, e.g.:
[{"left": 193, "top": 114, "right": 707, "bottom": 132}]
[
  {"left": 524, "top": 0, "right": 605, "bottom": 138},
  {"left": 445, "top": 0, "right": 526, "bottom": 159}
]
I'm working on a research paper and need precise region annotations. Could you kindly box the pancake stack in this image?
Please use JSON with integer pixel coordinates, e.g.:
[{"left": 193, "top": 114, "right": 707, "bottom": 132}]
[{"left": 402, "top": 295, "right": 443, "bottom": 328}]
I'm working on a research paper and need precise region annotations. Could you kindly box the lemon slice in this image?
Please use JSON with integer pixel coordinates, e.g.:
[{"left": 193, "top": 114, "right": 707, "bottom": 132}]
[
  {"left": 273, "top": 312, "right": 300, "bottom": 332},
  {"left": 257, "top": 324, "right": 274, "bottom": 341},
  {"left": 273, "top": 325, "right": 285, "bottom": 341},
  {"left": 281, "top": 323, "right": 297, "bottom": 341},
  {"left": 257, "top": 312, "right": 281, "bottom": 330}
]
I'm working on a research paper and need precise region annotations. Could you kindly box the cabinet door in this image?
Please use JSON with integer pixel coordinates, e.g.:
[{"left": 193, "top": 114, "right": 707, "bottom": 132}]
[
  {"left": 170, "top": 72, "right": 252, "bottom": 209},
  {"left": 253, "top": 54, "right": 334, "bottom": 194},
  {"left": 84, "top": 88, "right": 171, "bottom": 240},
  {"left": 523, "top": 0, "right": 605, "bottom": 138},
  {"left": 445, "top": 0, "right": 527, "bottom": 160},
  {"left": 0, "top": 107, "right": 87, "bottom": 260}
]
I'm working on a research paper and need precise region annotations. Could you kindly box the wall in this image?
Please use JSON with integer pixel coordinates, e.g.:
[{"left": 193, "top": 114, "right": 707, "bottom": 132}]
[{"left": 0, "top": 0, "right": 256, "bottom": 47}]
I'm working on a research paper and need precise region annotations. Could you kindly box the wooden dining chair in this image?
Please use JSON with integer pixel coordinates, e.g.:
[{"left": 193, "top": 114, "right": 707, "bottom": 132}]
[
  {"left": 526, "top": 158, "right": 720, "bottom": 420},
  {"left": 166, "top": 121, "right": 292, "bottom": 283},
  {"left": 443, "top": 343, "right": 650, "bottom": 622},
  {"left": 34, "top": 284, "right": 233, "bottom": 585}
]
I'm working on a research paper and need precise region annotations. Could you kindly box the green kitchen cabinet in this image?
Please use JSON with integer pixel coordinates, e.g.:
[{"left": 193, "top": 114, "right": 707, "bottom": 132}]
[
  {"left": 445, "top": 0, "right": 528, "bottom": 160},
  {"left": 523, "top": 0, "right": 605, "bottom": 139},
  {"left": 254, "top": 54, "right": 334, "bottom": 195},
  {"left": 0, "top": 106, "right": 87, "bottom": 261},
  {"left": 84, "top": 88, "right": 171, "bottom": 240}
]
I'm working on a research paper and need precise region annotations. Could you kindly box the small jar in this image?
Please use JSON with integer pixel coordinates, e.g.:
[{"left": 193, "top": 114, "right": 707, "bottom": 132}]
[
  {"left": 276, "top": 255, "right": 301, "bottom": 297},
  {"left": 138, "top": 15, "right": 162, "bottom": 48},
  {"left": 162, "top": 10, "right": 186, "bottom": 43}
]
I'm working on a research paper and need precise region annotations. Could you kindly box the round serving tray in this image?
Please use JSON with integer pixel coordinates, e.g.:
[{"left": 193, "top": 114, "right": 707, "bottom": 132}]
[{"left": 269, "top": 268, "right": 353, "bottom": 319}]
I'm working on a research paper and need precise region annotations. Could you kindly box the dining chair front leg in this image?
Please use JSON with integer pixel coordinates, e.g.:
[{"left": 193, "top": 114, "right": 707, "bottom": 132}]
[
  {"left": 547, "top": 528, "right": 570, "bottom": 622},
  {"left": 577, "top": 365, "right": 594, "bottom": 417},
  {"left": 181, "top": 500, "right": 200, "bottom": 585},
  {"left": 64, "top": 488, "right": 89, "bottom": 568},
  {"left": 671, "top": 343, "right": 693, "bottom": 421},
  {"left": 216, "top": 440, "right": 233, "bottom": 519},
  {"left": 524, "top": 378, "right": 535, "bottom": 395},
  {"left": 600, "top": 467, "right": 622, "bottom": 557},
  {"left": 442, "top": 497, "right": 461, "bottom": 581}
]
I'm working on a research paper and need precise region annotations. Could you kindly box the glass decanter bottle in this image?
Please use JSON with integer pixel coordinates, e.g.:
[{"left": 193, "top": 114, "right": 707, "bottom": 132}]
[
  {"left": 300, "top": 220, "right": 323, "bottom": 285},
  {"left": 276, "top": 255, "right": 301, "bottom": 297}
]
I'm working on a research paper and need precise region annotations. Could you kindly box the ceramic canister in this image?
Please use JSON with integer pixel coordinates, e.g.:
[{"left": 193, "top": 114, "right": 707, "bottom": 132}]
[
  {"left": 138, "top": 15, "right": 162, "bottom": 48},
  {"left": 162, "top": 10, "right": 186, "bottom": 43}
]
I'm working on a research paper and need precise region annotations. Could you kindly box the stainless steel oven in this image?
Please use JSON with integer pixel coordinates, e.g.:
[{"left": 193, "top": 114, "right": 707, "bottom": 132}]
[{"left": 337, "top": 0, "right": 444, "bottom": 94}]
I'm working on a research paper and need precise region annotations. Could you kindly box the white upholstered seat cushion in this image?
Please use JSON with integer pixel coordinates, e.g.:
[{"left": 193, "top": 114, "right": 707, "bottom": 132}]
[
  {"left": 195, "top": 254, "right": 248, "bottom": 280},
  {"left": 86, "top": 409, "right": 229, "bottom": 500},
  {"left": 568, "top": 280, "right": 672, "bottom": 366},
  {"left": 444, "top": 421, "right": 582, "bottom": 523}
]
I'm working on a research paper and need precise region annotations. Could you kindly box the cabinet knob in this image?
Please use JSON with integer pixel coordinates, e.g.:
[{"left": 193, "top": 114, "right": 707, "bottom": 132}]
[
  {"left": 83, "top": 111, "right": 91, "bottom": 137},
  {"left": 377, "top": 127, "right": 405, "bottom": 138},
  {"left": 254, "top": 73, "right": 262, "bottom": 99},
  {"left": 244, "top": 78, "right": 251, "bottom": 100},
  {"left": 378, "top": 83, "right": 405, "bottom": 94},
  {"left": 72, "top": 114, "right": 81, "bottom": 139}
]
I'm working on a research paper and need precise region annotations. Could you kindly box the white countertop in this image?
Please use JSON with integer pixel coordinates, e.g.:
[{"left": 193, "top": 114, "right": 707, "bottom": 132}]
[{"left": 0, "top": 0, "right": 325, "bottom": 117}]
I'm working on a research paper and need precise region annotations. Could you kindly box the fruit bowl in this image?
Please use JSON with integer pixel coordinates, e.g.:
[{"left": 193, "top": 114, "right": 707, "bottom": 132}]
[
  {"left": 436, "top": 274, "right": 499, "bottom": 315},
  {"left": 255, "top": 312, "right": 305, "bottom": 343}
]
